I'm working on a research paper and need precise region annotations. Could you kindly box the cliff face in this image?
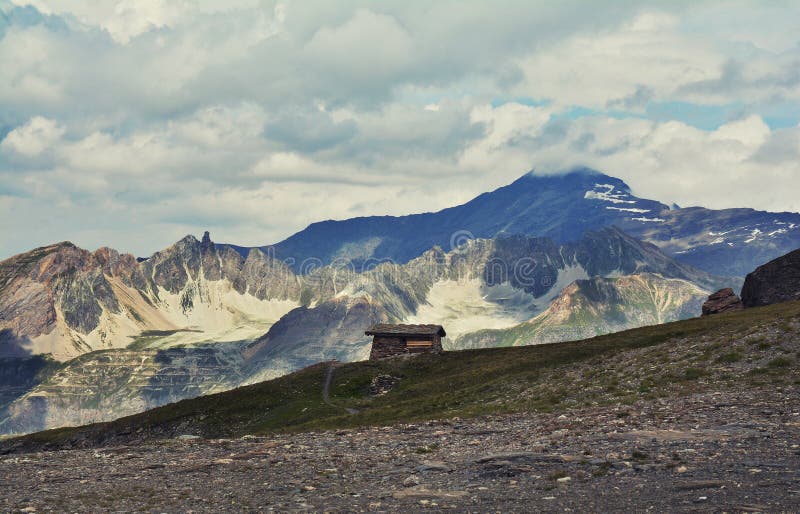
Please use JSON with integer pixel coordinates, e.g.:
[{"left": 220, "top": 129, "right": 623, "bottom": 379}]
[
  {"left": 0, "top": 345, "right": 246, "bottom": 435},
  {"left": 741, "top": 248, "right": 800, "bottom": 308}
]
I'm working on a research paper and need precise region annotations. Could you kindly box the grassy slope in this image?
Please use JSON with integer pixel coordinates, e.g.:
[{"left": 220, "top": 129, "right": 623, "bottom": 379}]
[{"left": 7, "top": 301, "right": 800, "bottom": 451}]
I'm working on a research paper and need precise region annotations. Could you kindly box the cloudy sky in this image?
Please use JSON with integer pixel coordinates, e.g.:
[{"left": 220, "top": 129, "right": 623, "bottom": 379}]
[{"left": 2, "top": 1, "right": 800, "bottom": 258}]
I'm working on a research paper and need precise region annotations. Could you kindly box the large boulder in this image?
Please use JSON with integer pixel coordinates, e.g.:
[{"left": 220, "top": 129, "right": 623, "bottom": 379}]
[
  {"left": 701, "top": 288, "right": 743, "bottom": 316},
  {"left": 741, "top": 248, "right": 800, "bottom": 308}
]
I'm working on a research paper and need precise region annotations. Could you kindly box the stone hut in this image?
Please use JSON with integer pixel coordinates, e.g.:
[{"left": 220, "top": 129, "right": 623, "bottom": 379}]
[{"left": 365, "top": 324, "right": 446, "bottom": 360}]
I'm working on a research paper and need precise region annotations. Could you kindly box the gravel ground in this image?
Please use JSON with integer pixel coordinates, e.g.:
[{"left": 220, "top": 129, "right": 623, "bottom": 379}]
[{"left": 2, "top": 385, "right": 799, "bottom": 513}]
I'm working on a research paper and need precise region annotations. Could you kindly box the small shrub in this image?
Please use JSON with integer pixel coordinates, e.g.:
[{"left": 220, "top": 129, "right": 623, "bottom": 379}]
[
  {"left": 716, "top": 351, "right": 742, "bottom": 364},
  {"left": 414, "top": 443, "right": 440, "bottom": 454},
  {"left": 767, "top": 357, "right": 793, "bottom": 369},
  {"left": 593, "top": 461, "right": 613, "bottom": 476},
  {"left": 683, "top": 368, "right": 706, "bottom": 380}
]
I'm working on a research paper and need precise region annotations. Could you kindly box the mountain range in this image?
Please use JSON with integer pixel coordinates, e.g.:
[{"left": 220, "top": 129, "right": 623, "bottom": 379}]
[
  {"left": 1, "top": 167, "right": 797, "bottom": 434},
  {"left": 254, "top": 169, "right": 800, "bottom": 277}
]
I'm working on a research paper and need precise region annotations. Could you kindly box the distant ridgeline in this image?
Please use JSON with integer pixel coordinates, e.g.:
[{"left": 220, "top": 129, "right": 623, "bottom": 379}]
[{"left": 234, "top": 169, "right": 800, "bottom": 278}]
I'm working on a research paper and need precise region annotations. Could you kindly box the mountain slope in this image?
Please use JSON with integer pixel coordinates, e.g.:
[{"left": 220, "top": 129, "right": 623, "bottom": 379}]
[
  {"left": 258, "top": 168, "right": 800, "bottom": 277},
  {"left": 455, "top": 273, "right": 708, "bottom": 349},
  {"left": 0, "top": 345, "right": 247, "bottom": 435},
  {"left": 6, "top": 299, "right": 798, "bottom": 452}
]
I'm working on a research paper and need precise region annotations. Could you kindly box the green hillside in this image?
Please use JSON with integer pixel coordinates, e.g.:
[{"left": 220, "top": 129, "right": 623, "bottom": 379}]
[{"left": 5, "top": 301, "right": 800, "bottom": 453}]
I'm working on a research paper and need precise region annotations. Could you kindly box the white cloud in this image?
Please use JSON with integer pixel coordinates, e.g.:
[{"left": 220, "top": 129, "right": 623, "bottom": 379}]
[
  {"left": 303, "top": 10, "right": 414, "bottom": 82},
  {"left": 0, "top": 116, "right": 64, "bottom": 156},
  {"left": 1, "top": 1, "right": 800, "bottom": 258},
  {"left": 514, "top": 11, "right": 721, "bottom": 109},
  {"left": 522, "top": 114, "right": 800, "bottom": 212}
]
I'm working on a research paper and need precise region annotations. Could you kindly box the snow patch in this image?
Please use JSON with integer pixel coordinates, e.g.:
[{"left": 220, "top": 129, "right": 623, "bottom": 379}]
[
  {"left": 631, "top": 217, "right": 665, "bottom": 223},
  {"left": 539, "top": 264, "right": 590, "bottom": 305},
  {"left": 405, "top": 279, "right": 540, "bottom": 340},
  {"left": 150, "top": 279, "right": 298, "bottom": 348},
  {"left": 744, "top": 229, "right": 762, "bottom": 243},
  {"left": 605, "top": 206, "right": 651, "bottom": 214},
  {"left": 584, "top": 184, "right": 636, "bottom": 204},
  {"left": 30, "top": 276, "right": 300, "bottom": 360}
]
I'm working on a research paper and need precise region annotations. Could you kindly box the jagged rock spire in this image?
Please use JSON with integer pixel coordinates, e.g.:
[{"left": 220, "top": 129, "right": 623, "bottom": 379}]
[{"left": 200, "top": 231, "right": 214, "bottom": 252}]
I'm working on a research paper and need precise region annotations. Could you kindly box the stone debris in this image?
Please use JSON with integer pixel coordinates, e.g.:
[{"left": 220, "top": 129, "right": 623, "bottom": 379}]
[
  {"left": 1, "top": 386, "right": 800, "bottom": 511},
  {"left": 369, "top": 374, "right": 401, "bottom": 396}
]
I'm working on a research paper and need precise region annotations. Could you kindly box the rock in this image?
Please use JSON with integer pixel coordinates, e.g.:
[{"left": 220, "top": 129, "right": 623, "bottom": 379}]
[
  {"left": 416, "top": 461, "right": 451, "bottom": 473},
  {"left": 741, "top": 248, "right": 800, "bottom": 307},
  {"left": 177, "top": 435, "right": 201, "bottom": 441},
  {"left": 403, "top": 475, "right": 421, "bottom": 488},
  {"left": 701, "top": 288, "right": 744, "bottom": 316},
  {"left": 473, "top": 452, "right": 561, "bottom": 464},
  {"left": 369, "top": 375, "right": 401, "bottom": 396}
]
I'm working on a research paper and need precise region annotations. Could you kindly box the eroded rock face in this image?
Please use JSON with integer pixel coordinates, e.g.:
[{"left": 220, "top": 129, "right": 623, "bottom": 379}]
[
  {"left": 701, "top": 288, "right": 744, "bottom": 316},
  {"left": 741, "top": 248, "right": 800, "bottom": 308},
  {"left": 455, "top": 273, "right": 709, "bottom": 348},
  {"left": 0, "top": 234, "right": 305, "bottom": 360},
  {"left": 0, "top": 346, "right": 245, "bottom": 435}
]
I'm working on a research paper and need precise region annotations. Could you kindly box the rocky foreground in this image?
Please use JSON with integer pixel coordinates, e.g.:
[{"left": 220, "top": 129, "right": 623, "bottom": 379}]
[{"left": 2, "top": 385, "right": 799, "bottom": 512}]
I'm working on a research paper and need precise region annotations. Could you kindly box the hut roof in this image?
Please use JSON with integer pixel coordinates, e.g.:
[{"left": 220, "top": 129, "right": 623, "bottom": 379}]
[{"left": 365, "top": 324, "right": 446, "bottom": 337}]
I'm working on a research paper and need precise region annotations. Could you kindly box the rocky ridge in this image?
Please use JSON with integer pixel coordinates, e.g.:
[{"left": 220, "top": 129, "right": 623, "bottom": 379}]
[{"left": 0, "top": 233, "right": 303, "bottom": 361}]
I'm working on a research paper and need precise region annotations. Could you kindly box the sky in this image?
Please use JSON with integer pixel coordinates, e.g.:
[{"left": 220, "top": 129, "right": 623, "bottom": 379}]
[{"left": 1, "top": 0, "right": 800, "bottom": 258}]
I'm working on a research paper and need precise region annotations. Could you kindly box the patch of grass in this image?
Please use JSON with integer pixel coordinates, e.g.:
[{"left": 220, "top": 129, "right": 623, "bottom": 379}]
[
  {"left": 716, "top": 351, "right": 743, "bottom": 364},
  {"left": 683, "top": 368, "right": 706, "bottom": 381},
  {"left": 767, "top": 356, "right": 793, "bottom": 369}
]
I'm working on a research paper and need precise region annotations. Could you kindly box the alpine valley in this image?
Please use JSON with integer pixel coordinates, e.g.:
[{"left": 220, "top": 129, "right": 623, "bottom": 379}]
[{"left": 1, "top": 168, "right": 798, "bottom": 435}]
